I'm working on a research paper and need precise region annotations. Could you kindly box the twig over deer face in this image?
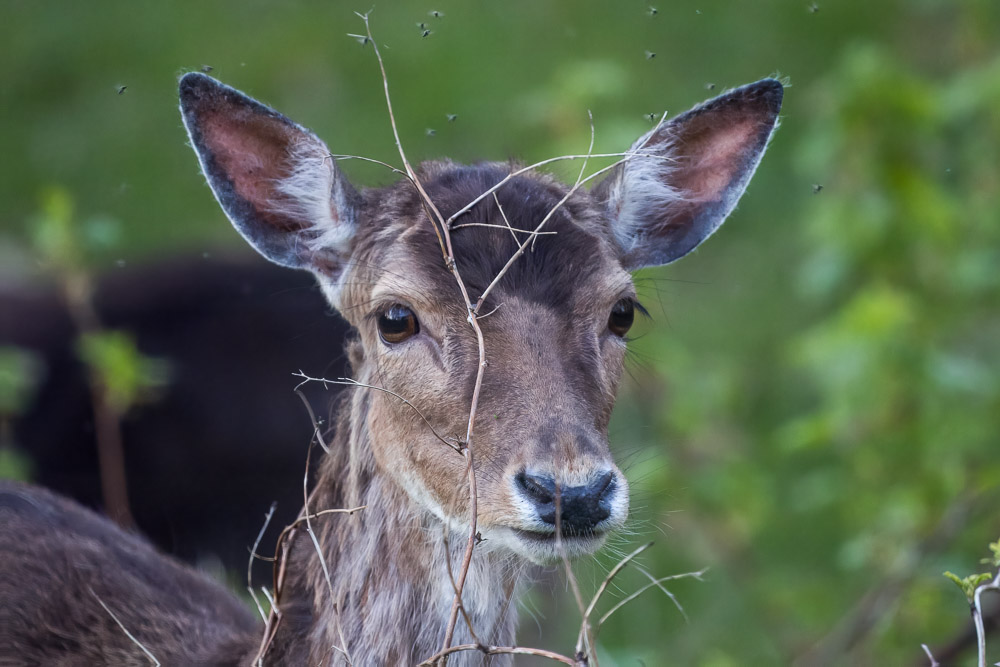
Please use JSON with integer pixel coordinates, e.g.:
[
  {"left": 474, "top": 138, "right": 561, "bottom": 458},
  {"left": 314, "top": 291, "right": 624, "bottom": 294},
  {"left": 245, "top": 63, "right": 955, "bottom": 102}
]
[{"left": 179, "top": 73, "right": 782, "bottom": 570}]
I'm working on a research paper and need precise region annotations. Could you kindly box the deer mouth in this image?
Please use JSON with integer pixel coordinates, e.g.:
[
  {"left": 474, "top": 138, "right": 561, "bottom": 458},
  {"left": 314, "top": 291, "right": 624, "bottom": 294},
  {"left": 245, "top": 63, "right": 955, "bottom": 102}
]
[{"left": 503, "top": 526, "right": 611, "bottom": 564}]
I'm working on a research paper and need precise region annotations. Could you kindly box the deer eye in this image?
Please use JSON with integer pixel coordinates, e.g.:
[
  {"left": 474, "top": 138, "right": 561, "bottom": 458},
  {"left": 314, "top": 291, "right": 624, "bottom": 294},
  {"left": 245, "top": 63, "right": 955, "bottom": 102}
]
[
  {"left": 377, "top": 304, "right": 420, "bottom": 344},
  {"left": 608, "top": 298, "right": 635, "bottom": 337}
]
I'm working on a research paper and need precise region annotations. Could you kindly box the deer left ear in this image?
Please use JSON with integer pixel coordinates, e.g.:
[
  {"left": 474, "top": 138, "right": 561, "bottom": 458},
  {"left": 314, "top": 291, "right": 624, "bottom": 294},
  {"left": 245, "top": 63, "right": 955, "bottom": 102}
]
[
  {"left": 595, "top": 79, "right": 783, "bottom": 271},
  {"left": 178, "top": 73, "right": 361, "bottom": 279}
]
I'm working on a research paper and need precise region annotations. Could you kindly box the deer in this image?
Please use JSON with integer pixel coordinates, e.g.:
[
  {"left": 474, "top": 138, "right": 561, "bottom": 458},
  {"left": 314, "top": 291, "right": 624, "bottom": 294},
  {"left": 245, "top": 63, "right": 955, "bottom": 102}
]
[{"left": 0, "top": 69, "right": 782, "bottom": 665}]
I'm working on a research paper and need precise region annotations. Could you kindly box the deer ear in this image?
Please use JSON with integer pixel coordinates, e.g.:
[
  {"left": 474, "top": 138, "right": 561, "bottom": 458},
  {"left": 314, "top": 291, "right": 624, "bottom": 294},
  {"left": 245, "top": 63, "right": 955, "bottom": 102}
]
[
  {"left": 595, "top": 79, "right": 782, "bottom": 271},
  {"left": 179, "top": 73, "right": 360, "bottom": 280}
]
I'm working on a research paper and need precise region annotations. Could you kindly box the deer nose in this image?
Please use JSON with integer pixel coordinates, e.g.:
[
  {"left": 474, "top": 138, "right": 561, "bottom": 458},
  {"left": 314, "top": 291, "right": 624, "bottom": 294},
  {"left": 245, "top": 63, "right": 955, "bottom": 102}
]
[{"left": 514, "top": 470, "right": 615, "bottom": 534}]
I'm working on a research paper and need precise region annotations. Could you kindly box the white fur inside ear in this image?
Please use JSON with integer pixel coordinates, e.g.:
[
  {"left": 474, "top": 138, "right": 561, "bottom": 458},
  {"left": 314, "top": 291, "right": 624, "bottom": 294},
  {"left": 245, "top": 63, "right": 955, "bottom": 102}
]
[
  {"left": 606, "top": 129, "right": 687, "bottom": 255},
  {"left": 272, "top": 139, "right": 357, "bottom": 256}
]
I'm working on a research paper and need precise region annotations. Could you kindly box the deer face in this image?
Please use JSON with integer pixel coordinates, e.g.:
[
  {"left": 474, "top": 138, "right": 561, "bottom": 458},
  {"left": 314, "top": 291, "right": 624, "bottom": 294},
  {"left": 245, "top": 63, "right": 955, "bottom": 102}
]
[
  {"left": 337, "top": 165, "right": 637, "bottom": 562},
  {"left": 179, "top": 73, "right": 781, "bottom": 564}
]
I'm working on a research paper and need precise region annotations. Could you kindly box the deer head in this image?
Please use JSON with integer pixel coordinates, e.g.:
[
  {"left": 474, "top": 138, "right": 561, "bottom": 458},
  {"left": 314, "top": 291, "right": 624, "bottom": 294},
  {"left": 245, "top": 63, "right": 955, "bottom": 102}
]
[{"left": 179, "top": 72, "right": 781, "bottom": 565}]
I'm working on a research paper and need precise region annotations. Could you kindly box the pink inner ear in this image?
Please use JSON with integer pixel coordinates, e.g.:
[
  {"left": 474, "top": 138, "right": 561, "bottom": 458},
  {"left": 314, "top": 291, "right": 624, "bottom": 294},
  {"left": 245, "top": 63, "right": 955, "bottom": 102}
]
[
  {"left": 673, "top": 118, "right": 758, "bottom": 204},
  {"left": 200, "top": 110, "right": 303, "bottom": 232}
]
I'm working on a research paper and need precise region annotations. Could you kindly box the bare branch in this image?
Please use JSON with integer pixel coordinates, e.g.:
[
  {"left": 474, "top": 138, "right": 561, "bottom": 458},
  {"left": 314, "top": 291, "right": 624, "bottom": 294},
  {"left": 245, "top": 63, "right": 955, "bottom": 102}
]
[
  {"left": 596, "top": 569, "right": 706, "bottom": 631},
  {"left": 442, "top": 118, "right": 670, "bottom": 228},
  {"left": 973, "top": 572, "right": 1000, "bottom": 667},
  {"left": 325, "top": 153, "right": 406, "bottom": 177},
  {"left": 450, "top": 222, "right": 556, "bottom": 237},
  {"left": 261, "top": 586, "right": 276, "bottom": 612},
  {"left": 248, "top": 502, "right": 277, "bottom": 622},
  {"left": 89, "top": 588, "right": 160, "bottom": 666},
  {"left": 554, "top": 484, "right": 592, "bottom": 663},
  {"left": 634, "top": 563, "right": 703, "bottom": 621},
  {"left": 301, "top": 438, "right": 352, "bottom": 665},
  {"left": 476, "top": 302, "right": 504, "bottom": 320},
  {"left": 531, "top": 109, "right": 595, "bottom": 252},
  {"left": 417, "top": 643, "right": 576, "bottom": 666},
  {"left": 440, "top": 527, "right": 482, "bottom": 648},
  {"left": 575, "top": 542, "right": 653, "bottom": 656},
  {"left": 920, "top": 643, "right": 940, "bottom": 667},
  {"left": 473, "top": 154, "right": 642, "bottom": 316},
  {"left": 492, "top": 192, "right": 522, "bottom": 245},
  {"left": 294, "top": 390, "right": 330, "bottom": 454},
  {"left": 293, "top": 372, "right": 460, "bottom": 453}
]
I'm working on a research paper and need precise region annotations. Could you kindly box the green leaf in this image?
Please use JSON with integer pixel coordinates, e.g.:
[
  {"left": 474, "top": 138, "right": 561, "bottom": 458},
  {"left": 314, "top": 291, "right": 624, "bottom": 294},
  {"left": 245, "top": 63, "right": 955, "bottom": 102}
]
[
  {"left": 943, "top": 571, "right": 993, "bottom": 602},
  {"left": 981, "top": 539, "right": 1000, "bottom": 568}
]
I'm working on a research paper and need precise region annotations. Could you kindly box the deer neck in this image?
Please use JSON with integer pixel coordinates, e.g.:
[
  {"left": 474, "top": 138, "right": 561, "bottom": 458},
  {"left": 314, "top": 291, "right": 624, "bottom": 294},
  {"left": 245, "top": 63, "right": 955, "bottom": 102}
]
[{"left": 267, "top": 365, "right": 525, "bottom": 665}]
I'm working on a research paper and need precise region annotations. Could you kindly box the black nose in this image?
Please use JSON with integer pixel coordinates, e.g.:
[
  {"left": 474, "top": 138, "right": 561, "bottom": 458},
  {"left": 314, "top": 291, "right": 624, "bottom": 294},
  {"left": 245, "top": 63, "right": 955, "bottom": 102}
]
[{"left": 514, "top": 470, "right": 615, "bottom": 534}]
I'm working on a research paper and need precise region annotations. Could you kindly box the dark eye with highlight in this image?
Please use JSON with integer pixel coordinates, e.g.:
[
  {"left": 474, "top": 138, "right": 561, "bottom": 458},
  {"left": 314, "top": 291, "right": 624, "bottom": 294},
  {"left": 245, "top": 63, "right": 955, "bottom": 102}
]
[
  {"left": 608, "top": 298, "right": 635, "bottom": 337},
  {"left": 378, "top": 304, "right": 420, "bottom": 344}
]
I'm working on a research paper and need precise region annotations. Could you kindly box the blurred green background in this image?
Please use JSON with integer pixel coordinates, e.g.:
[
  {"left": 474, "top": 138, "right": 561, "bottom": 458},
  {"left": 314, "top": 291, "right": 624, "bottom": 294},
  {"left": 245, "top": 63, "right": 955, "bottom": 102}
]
[{"left": 2, "top": 0, "right": 998, "bottom": 665}]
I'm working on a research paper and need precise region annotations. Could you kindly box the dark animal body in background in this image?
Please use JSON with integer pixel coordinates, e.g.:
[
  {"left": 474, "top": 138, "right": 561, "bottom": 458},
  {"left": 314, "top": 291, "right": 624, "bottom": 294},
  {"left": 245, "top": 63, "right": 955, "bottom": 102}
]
[{"left": 1, "top": 255, "right": 351, "bottom": 574}]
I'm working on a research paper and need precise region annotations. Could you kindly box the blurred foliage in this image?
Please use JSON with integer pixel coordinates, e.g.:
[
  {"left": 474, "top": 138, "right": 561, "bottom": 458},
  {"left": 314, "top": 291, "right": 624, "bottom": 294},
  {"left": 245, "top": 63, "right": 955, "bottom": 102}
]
[
  {"left": 2, "top": 1, "right": 999, "bottom": 665},
  {"left": 0, "top": 346, "right": 42, "bottom": 417},
  {"left": 75, "top": 331, "right": 169, "bottom": 413},
  {"left": 30, "top": 185, "right": 123, "bottom": 271}
]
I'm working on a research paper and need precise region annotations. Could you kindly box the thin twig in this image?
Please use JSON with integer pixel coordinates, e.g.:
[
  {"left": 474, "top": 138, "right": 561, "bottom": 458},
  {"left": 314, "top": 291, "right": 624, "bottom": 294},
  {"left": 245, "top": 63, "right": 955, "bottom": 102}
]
[
  {"left": 634, "top": 563, "right": 700, "bottom": 621},
  {"left": 325, "top": 152, "right": 406, "bottom": 177},
  {"left": 261, "top": 586, "right": 276, "bottom": 611},
  {"left": 293, "top": 372, "right": 460, "bottom": 453},
  {"left": 472, "top": 156, "right": 633, "bottom": 316},
  {"left": 90, "top": 588, "right": 160, "bottom": 666},
  {"left": 248, "top": 502, "right": 277, "bottom": 622},
  {"left": 973, "top": 572, "right": 1000, "bottom": 667},
  {"left": 450, "top": 221, "right": 556, "bottom": 237},
  {"left": 301, "top": 437, "right": 353, "bottom": 666},
  {"left": 294, "top": 390, "right": 330, "bottom": 454},
  {"left": 531, "top": 109, "right": 595, "bottom": 252},
  {"left": 443, "top": 140, "right": 670, "bottom": 228},
  {"left": 575, "top": 542, "right": 654, "bottom": 656},
  {"left": 596, "top": 569, "right": 706, "bottom": 631},
  {"left": 441, "top": 527, "right": 482, "bottom": 648},
  {"left": 417, "top": 643, "right": 576, "bottom": 666},
  {"left": 554, "top": 484, "right": 592, "bottom": 663},
  {"left": 476, "top": 302, "right": 504, "bottom": 319},
  {"left": 356, "top": 15, "right": 487, "bottom": 661},
  {"left": 258, "top": 505, "right": 368, "bottom": 568}
]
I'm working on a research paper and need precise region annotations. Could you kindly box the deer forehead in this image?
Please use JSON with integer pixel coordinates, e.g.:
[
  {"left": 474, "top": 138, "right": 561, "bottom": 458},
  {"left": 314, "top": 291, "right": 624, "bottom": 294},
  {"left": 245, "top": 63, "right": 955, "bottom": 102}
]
[{"left": 344, "top": 163, "right": 631, "bottom": 325}]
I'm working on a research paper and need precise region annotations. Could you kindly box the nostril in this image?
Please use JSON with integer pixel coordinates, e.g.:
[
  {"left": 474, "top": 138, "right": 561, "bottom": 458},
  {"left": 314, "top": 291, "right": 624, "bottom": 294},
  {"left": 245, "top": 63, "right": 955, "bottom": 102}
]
[
  {"left": 591, "top": 471, "right": 614, "bottom": 498},
  {"left": 514, "top": 470, "right": 619, "bottom": 534},
  {"left": 515, "top": 471, "right": 555, "bottom": 505}
]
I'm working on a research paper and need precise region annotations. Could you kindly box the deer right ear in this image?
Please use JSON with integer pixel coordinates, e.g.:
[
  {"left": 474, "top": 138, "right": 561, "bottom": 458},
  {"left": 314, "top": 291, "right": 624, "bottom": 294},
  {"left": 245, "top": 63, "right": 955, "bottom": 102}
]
[
  {"left": 179, "top": 73, "right": 360, "bottom": 291},
  {"left": 595, "top": 79, "right": 783, "bottom": 271}
]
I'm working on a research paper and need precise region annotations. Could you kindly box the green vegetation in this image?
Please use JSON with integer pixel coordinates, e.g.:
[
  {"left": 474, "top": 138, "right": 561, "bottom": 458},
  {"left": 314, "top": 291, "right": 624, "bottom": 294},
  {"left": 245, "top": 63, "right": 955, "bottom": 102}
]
[{"left": 2, "top": 1, "right": 997, "bottom": 664}]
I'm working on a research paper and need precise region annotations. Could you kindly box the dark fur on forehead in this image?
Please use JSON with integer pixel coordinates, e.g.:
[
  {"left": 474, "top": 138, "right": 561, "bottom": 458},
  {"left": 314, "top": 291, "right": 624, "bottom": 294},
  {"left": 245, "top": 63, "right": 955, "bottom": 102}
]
[{"left": 359, "top": 161, "right": 617, "bottom": 311}]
